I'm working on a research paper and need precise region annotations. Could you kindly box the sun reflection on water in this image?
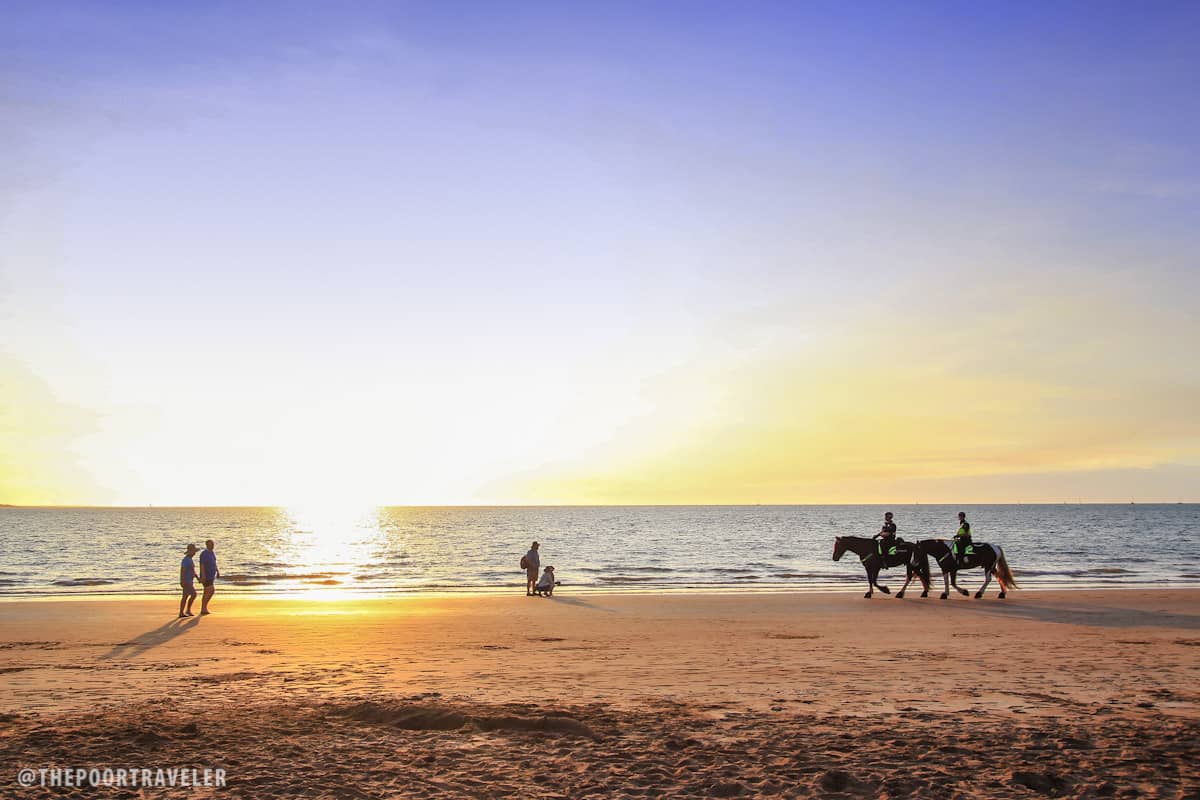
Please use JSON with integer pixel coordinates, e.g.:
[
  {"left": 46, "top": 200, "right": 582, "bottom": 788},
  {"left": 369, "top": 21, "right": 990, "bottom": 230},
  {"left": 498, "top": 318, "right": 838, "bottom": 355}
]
[{"left": 275, "top": 505, "right": 385, "bottom": 590}]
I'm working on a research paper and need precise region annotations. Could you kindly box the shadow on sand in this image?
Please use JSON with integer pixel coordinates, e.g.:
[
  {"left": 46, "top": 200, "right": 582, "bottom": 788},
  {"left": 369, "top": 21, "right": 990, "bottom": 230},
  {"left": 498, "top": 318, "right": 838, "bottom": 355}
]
[
  {"left": 940, "top": 599, "right": 1200, "bottom": 630},
  {"left": 549, "top": 595, "right": 619, "bottom": 613},
  {"left": 102, "top": 616, "right": 200, "bottom": 659}
]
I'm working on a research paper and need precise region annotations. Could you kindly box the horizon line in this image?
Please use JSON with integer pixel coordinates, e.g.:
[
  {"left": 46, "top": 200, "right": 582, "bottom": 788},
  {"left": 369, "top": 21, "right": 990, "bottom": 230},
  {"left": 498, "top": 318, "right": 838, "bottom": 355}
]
[{"left": 2, "top": 501, "right": 1194, "bottom": 509}]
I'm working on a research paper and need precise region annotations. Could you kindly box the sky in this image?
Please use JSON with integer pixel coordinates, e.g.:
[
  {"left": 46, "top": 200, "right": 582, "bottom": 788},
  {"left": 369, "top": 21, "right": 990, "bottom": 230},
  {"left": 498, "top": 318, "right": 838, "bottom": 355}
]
[{"left": 2, "top": 0, "right": 1198, "bottom": 506}]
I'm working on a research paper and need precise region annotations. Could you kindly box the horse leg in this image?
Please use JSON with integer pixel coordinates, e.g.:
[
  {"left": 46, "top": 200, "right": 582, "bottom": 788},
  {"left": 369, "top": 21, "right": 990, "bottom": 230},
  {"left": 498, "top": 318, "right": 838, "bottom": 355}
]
[
  {"left": 864, "top": 566, "right": 874, "bottom": 598},
  {"left": 897, "top": 568, "right": 911, "bottom": 599},
  {"left": 951, "top": 570, "right": 969, "bottom": 597},
  {"left": 975, "top": 568, "right": 992, "bottom": 599},
  {"left": 939, "top": 568, "right": 949, "bottom": 600},
  {"left": 875, "top": 566, "right": 891, "bottom": 595}
]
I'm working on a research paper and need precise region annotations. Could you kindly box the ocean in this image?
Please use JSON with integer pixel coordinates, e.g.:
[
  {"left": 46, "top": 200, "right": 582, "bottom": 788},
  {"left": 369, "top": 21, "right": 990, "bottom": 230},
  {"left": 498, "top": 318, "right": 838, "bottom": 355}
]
[{"left": 1, "top": 504, "right": 1197, "bottom": 597}]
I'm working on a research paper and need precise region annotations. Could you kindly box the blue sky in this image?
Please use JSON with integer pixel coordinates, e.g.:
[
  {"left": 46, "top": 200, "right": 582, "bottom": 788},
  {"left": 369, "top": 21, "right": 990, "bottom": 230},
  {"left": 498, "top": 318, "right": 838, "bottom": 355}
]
[{"left": 2, "top": 1, "right": 1197, "bottom": 504}]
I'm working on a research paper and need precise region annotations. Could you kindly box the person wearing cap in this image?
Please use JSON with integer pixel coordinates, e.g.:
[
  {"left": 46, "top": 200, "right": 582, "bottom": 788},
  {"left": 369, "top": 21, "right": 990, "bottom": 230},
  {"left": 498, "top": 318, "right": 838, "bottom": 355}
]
[
  {"left": 523, "top": 541, "right": 540, "bottom": 596},
  {"left": 179, "top": 544, "right": 198, "bottom": 618}
]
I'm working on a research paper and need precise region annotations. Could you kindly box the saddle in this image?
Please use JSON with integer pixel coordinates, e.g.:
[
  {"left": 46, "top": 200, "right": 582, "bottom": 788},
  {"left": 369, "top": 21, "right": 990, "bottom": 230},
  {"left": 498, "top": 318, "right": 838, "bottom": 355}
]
[
  {"left": 878, "top": 538, "right": 913, "bottom": 568},
  {"left": 952, "top": 542, "right": 981, "bottom": 568}
]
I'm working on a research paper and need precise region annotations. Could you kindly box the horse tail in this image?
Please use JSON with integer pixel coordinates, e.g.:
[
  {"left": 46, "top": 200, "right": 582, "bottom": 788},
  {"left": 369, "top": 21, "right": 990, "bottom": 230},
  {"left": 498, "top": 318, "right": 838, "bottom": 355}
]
[
  {"left": 995, "top": 547, "right": 1018, "bottom": 590},
  {"left": 907, "top": 543, "right": 928, "bottom": 588}
]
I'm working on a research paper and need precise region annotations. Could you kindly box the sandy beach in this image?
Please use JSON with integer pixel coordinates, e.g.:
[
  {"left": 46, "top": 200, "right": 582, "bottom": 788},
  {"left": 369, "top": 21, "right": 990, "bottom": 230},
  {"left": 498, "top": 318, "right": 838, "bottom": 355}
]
[{"left": 2, "top": 589, "right": 1197, "bottom": 798}]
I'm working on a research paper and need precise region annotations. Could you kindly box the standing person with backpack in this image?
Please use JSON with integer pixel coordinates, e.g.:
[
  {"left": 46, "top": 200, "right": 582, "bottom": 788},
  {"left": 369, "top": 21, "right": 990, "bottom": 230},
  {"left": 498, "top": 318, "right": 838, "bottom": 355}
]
[{"left": 521, "top": 541, "right": 541, "bottom": 596}]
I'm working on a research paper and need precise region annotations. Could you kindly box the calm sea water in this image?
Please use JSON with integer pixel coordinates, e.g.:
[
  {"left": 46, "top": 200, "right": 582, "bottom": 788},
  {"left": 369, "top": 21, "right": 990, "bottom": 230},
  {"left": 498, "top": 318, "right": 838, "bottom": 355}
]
[{"left": 1, "top": 505, "right": 1197, "bottom": 597}]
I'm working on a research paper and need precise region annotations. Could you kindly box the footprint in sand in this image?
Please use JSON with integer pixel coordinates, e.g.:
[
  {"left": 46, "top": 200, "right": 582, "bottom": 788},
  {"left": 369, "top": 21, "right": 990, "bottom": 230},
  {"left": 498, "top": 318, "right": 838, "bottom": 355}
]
[
  {"left": 192, "top": 671, "right": 267, "bottom": 684},
  {"left": 766, "top": 634, "right": 821, "bottom": 640},
  {"left": 0, "top": 641, "right": 61, "bottom": 650}
]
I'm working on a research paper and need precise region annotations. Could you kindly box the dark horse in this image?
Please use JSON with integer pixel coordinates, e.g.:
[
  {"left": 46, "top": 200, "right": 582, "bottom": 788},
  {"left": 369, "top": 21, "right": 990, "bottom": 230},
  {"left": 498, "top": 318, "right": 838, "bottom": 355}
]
[
  {"left": 832, "top": 536, "right": 929, "bottom": 598},
  {"left": 896, "top": 539, "right": 1019, "bottom": 600}
]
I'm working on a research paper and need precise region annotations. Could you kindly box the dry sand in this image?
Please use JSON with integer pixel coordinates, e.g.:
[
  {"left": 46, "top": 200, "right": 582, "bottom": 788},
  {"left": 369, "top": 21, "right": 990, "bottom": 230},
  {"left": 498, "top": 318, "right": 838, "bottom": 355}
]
[{"left": 1, "top": 589, "right": 1197, "bottom": 798}]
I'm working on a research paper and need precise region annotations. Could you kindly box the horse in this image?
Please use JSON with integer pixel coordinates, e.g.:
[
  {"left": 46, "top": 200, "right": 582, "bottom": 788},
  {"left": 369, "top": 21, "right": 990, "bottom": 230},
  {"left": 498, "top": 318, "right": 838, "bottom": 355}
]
[
  {"left": 903, "top": 539, "right": 1018, "bottom": 600},
  {"left": 831, "top": 536, "right": 929, "bottom": 599}
]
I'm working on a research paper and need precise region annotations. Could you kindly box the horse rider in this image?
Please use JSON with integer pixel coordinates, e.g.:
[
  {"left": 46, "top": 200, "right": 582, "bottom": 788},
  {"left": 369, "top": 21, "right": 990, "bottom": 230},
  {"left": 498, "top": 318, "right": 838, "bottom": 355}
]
[
  {"left": 953, "top": 511, "right": 973, "bottom": 568},
  {"left": 875, "top": 511, "right": 898, "bottom": 563}
]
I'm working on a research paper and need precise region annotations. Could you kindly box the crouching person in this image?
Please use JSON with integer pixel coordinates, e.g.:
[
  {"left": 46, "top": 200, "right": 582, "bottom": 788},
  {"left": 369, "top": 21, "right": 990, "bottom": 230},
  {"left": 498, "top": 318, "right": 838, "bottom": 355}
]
[{"left": 534, "top": 566, "right": 557, "bottom": 596}]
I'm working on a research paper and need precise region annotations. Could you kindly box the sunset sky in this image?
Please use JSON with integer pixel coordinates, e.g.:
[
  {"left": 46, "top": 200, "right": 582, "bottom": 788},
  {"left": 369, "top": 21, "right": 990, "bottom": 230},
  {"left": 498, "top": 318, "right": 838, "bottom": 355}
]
[{"left": 3, "top": 1, "right": 1198, "bottom": 506}]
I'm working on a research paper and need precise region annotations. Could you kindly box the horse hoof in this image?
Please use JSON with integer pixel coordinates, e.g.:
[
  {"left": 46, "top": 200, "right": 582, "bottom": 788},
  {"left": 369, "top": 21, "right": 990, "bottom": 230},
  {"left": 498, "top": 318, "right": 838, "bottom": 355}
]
[
  {"left": 974, "top": 592, "right": 983, "bottom": 599},
  {"left": 896, "top": 592, "right": 904, "bottom": 599},
  {"left": 958, "top": 589, "right": 970, "bottom": 596},
  {"left": 998, "top": 592, "right": 1006, "bottom": 599},
  {"left": 864, "top": 592, "right": 873, "bottom": 599},
  {"left": 921, "top": 591, "right": 929, "bottom": 598},
  {"left": 940, "top": 593, "right": 948, "bottom": 600},
  {"left": 879, "top": 586, "right": 890, "bottom": 594}
]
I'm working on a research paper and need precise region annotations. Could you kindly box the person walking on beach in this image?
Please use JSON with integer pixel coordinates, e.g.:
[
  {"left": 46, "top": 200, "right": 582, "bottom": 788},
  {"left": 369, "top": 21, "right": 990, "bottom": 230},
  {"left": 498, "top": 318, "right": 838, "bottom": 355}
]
[
  {"left": 179, "top": 544, "right": 198, "bottom": 618},
  {"left": 198, "top": 539, "right": 220, "bottom": 615},
  {"left": 523, "top": 541, "right": 541, "bottom": 596}
]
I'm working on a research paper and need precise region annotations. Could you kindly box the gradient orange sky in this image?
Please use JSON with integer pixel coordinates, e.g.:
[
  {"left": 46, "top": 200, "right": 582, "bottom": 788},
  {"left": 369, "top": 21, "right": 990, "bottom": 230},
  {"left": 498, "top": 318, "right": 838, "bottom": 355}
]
[{"left": 2, "top": 2, "right": 1198, "bottom": 505}]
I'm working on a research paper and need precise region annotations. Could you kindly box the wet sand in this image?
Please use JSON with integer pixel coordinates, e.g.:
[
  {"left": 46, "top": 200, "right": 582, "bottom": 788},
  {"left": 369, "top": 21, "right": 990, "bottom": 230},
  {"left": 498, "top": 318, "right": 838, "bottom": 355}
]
[{"left": 2, "top": 589, "right": 1197, "bottom": 797}]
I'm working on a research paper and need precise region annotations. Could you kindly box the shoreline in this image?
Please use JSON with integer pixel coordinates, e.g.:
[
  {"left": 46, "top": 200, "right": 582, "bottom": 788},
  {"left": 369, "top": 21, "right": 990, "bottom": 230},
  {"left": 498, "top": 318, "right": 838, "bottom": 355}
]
[{"left": 3, "top": 580, "right": 1200, "bottom": 602}]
